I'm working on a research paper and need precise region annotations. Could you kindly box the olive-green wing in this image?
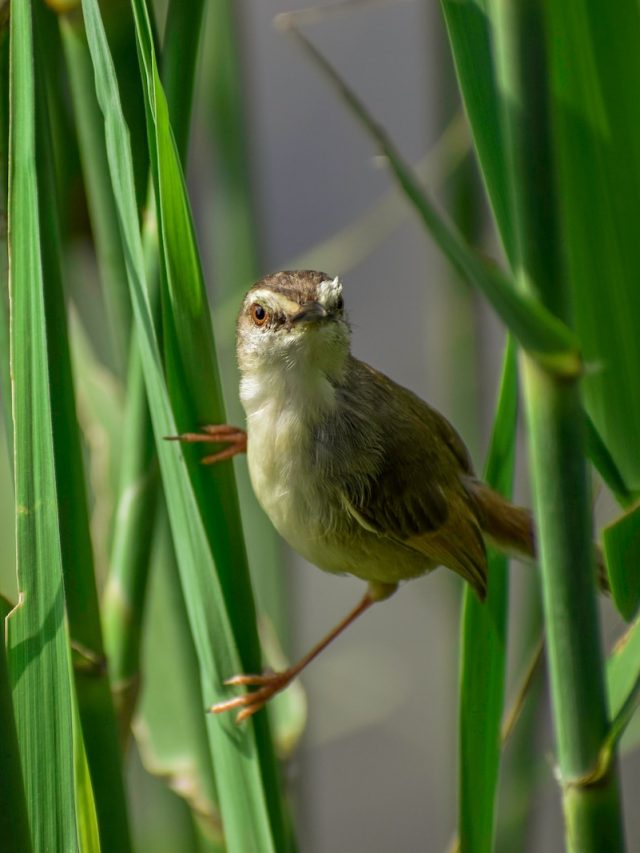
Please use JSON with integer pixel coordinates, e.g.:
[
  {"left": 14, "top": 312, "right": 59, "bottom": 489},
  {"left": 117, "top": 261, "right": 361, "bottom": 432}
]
[{"left": 342, "top": 361, "right": 488, "bottom": 598}]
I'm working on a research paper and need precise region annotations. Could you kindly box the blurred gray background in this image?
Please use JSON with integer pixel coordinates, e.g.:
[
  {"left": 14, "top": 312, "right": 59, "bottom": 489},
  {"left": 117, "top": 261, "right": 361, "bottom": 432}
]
[{"left": 185, "top": 2, "right": 635, "bottom": 851}]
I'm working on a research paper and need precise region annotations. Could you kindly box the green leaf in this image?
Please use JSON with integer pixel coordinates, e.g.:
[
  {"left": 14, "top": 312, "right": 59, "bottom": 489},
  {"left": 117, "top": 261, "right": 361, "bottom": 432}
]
[
  {"left": 60, "top": 13, "right": 131, "bottom": 376},
  {"left": 607, "top": 617, "right": 640, "bottom": 756},
  {"left": 545, "top": 2, "right": 640, "bottom": 494},
  {"left": 585, "top": 414, "right": 636, "bottom": 509},
  {"left": 79, "top": 0, "right": 290, "bottom": 847},
  {"left": 458, "top": 336, "right": 518, "bottom": 853},
  {"left": 32, "top": 6, "right": 132, "bottom": 847},
  {"left": 0, "top": 599, "right": 32, "bottom": 853},
  {"left": 134, "top": 510, "right": 222, "bottom": 845},
  {"left": 279, "top": 20, "right": 580, "bottom": 376},
  {"left": 440, "top": 0, "right": 514, "bottom": 262},
  {"left": 603, "top": 504, "right": 640, "bottom": 623},
  {"left": 7, "top": 0, "right": 80, "bottom": 847}
]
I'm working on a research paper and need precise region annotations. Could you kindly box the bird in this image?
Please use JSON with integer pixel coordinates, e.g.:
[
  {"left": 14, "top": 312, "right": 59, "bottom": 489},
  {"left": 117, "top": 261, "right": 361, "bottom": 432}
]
[{"left": 171, "top": 270, "right": 593, "bottom": 723}]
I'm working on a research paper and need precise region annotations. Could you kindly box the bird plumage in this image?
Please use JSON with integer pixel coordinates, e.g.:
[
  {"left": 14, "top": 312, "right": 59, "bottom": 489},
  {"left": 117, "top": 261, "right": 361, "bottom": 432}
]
[{"left": 236, "top": 271, "right": 535, "bottom": 601}]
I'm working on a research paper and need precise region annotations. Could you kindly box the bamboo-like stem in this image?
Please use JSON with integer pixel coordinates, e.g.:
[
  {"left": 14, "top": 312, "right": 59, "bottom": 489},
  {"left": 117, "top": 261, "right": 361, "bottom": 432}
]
[{"left": 490, "top": 0, "right": 625, "bottom": 848}]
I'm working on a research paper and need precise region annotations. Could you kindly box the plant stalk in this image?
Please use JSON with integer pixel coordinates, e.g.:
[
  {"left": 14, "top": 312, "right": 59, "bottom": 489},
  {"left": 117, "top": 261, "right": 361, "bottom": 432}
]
[{"left": 490, "top": 0, "right": 625, "bottom": 847}]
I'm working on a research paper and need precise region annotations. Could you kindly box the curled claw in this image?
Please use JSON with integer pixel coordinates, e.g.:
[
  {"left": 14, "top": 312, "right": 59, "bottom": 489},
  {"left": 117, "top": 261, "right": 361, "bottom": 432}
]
[
  {"left": 164, "top": 424, "right": 247, "bottom": 464},
  {"left": 210, "top": 671, "right": 291, "bottom": 723},
  {"left": 209, "top": 593, "right": 376, "bottom": 724}
]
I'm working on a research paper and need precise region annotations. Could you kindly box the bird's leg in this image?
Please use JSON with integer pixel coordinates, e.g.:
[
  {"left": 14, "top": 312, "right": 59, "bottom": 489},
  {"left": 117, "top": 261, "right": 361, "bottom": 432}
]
[
  {"left": 166, "top": 424, "right": 247, "bottom": 464},
  {"left": 211, "top": 587, "right": 389, "bottom": 724}
]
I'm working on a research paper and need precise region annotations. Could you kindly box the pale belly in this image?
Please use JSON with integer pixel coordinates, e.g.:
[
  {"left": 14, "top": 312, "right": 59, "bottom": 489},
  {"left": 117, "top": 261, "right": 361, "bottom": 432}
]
[{"left": 246, "top": 423, "right": 434, "bottom": 586}]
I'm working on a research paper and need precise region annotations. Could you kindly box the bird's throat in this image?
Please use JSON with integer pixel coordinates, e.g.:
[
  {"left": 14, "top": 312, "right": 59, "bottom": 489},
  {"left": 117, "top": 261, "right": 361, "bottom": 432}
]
[{"left": 239, "top": 358, "right": 340, "bottom": 426}]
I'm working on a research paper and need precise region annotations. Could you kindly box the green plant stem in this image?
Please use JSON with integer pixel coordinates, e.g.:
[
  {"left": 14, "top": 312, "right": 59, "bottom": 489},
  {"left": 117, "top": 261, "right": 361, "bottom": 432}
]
[{"left": 490, "top": 0, "right": 625, "bottom": 848}]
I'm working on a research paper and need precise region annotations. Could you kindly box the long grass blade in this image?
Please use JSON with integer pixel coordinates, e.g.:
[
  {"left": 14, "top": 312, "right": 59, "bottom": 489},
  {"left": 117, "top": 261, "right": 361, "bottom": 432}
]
[
  {"left": 458, "top": 336, "right": 517, "bottom": 852},
  {"left": 134, "top": 506, "right": 222, "bottom": 847},
  {"left": 277, "top": 17, "right": 580, "bottom": 376},
  {"left": 205, "top": 0, "right": 294, "bottom": 664},
  {"left": 545, "top": 3, "right": 640, "bottom": 493},
  {"left": 60, "top": 9, "right": 154, "bottom": 743},
  {"left": 102, "top": 342, "right": 158, "bottom": 736},
  {"left": 131, "top": 0, "right": 291, "bottom": 841},
  {"left": 0, "top": 24, "right": 11, "bottom": 453},
  {"left": 0, "top": 596, "right": 32, "bottom": 852},
  {"left": 32, "top": 6, "right": 132, "bottom": 847},
  {"left": 79, "top": 0, "right": 289, "bottom": 846},
  {"left": 60, "top": 12, "right": 131, "bottom": 376},
  {"left": 607, "top": 617, "right": 640, "bottom": 751},
  {"left": 7, "top": 0, "right": 80, "bottom": 846},
  {"left": 603, "top": 504, "right": 640, "bottom": 623},
  {"left": 439, "top": 0, "right": 513, "bottom": 262}
]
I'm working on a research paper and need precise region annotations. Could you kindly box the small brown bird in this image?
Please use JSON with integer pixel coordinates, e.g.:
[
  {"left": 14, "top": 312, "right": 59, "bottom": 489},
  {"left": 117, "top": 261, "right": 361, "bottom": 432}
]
[{"left": 174, "top": 271, "right": 555, "bottom": 722}]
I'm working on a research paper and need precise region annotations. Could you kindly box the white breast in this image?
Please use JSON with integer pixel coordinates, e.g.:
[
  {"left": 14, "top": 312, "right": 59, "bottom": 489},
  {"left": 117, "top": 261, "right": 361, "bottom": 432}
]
[{"left": 240, "top": 364, "right": 341, "bottom": 569}]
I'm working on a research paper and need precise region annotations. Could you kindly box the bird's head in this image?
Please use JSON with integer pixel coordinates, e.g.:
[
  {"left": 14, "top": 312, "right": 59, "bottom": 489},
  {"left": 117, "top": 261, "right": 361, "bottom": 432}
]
[{"left": 236, "top": 271, "right": 351, "bottom": 386}]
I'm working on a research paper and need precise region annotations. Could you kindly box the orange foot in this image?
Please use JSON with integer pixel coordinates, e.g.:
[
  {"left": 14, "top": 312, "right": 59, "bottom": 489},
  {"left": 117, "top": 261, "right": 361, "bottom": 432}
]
[
  {"left": 166, "top": 424, "right": 247, "bottom": 464},
  {"left": 210, "top": 670, "right": 293, "bottom": 723}
]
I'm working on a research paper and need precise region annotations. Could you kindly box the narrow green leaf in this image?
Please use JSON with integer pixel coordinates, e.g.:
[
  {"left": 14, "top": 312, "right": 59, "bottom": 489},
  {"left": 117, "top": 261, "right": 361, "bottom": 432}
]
[
  {"left": 162, "top": 0, "right": 204, "bottom": 164},
  {"left": 33, "top": 6, "right": 132, "bottom": 847},
  {"left": 133, "top": 1, "right": 290, "bottom": 842},
  {"left": 607, "top": 617, "right": 640, "bottom": 752},
  {"left": 7, "top": 0, "right": 79, "bottom": 847},
  {"left": 80, "top": 0, "right": 289, "bottom": 847},
  {"left": 458, "top": 336, "right": 517, "bottom": 853},
  {"left": 205, "top": 0, "right": 290, "bottom": 645},
  {"left": 60, "top": 13, "right": 131, "bottom": 376},
  {"left": 207, "top": 0, "right": 259, "bottom": 294},
  {"left": 279, "top": 20, "right": 580, "bottom": 376},
  {"left": 0, "top": 602, "right": 32, "bottom": 853},
  {"left": 603, "top": 504, "right": 640, "bottom": 623},
  {"left": 134, "top": 508, "right": 221, "bottom": 845},
  {"left": 102, "top": 338, "right": 158, "bottom": 737},
  {"left": 0, "top": 25, "right": 10, "bottom": 453},
  {"left": 545, "top": 2, "right": 640, "bottom": 493},
  {"left": 289, "top": 111, "right": 470, "bottom": 275},
  {"left": 585, "top": 414, "right": 636, "bottom": 509},
  {"left": 440, "top": 0, "right": 514, "bottom": 262}
]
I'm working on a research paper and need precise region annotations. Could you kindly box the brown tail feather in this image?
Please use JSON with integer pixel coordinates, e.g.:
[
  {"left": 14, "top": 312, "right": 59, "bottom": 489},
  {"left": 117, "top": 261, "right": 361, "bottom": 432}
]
[{"left": 467, "top": 479, "right": 609, "bottom": 593}]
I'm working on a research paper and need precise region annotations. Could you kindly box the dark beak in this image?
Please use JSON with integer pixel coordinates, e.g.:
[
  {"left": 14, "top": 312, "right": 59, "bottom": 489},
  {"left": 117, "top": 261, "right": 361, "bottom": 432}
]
[{"left": 291, "top": 301, "right": 328, "bottom": 325}]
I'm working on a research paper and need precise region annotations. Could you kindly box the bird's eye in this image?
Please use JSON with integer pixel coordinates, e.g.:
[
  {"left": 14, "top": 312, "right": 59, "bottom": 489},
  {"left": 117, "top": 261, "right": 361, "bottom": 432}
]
[
  {"left": 336, "top": 296, "right": 344, "bottom": 310},
  {"left": 250, "top": 303, "right": 268, "bottom": 326}
]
